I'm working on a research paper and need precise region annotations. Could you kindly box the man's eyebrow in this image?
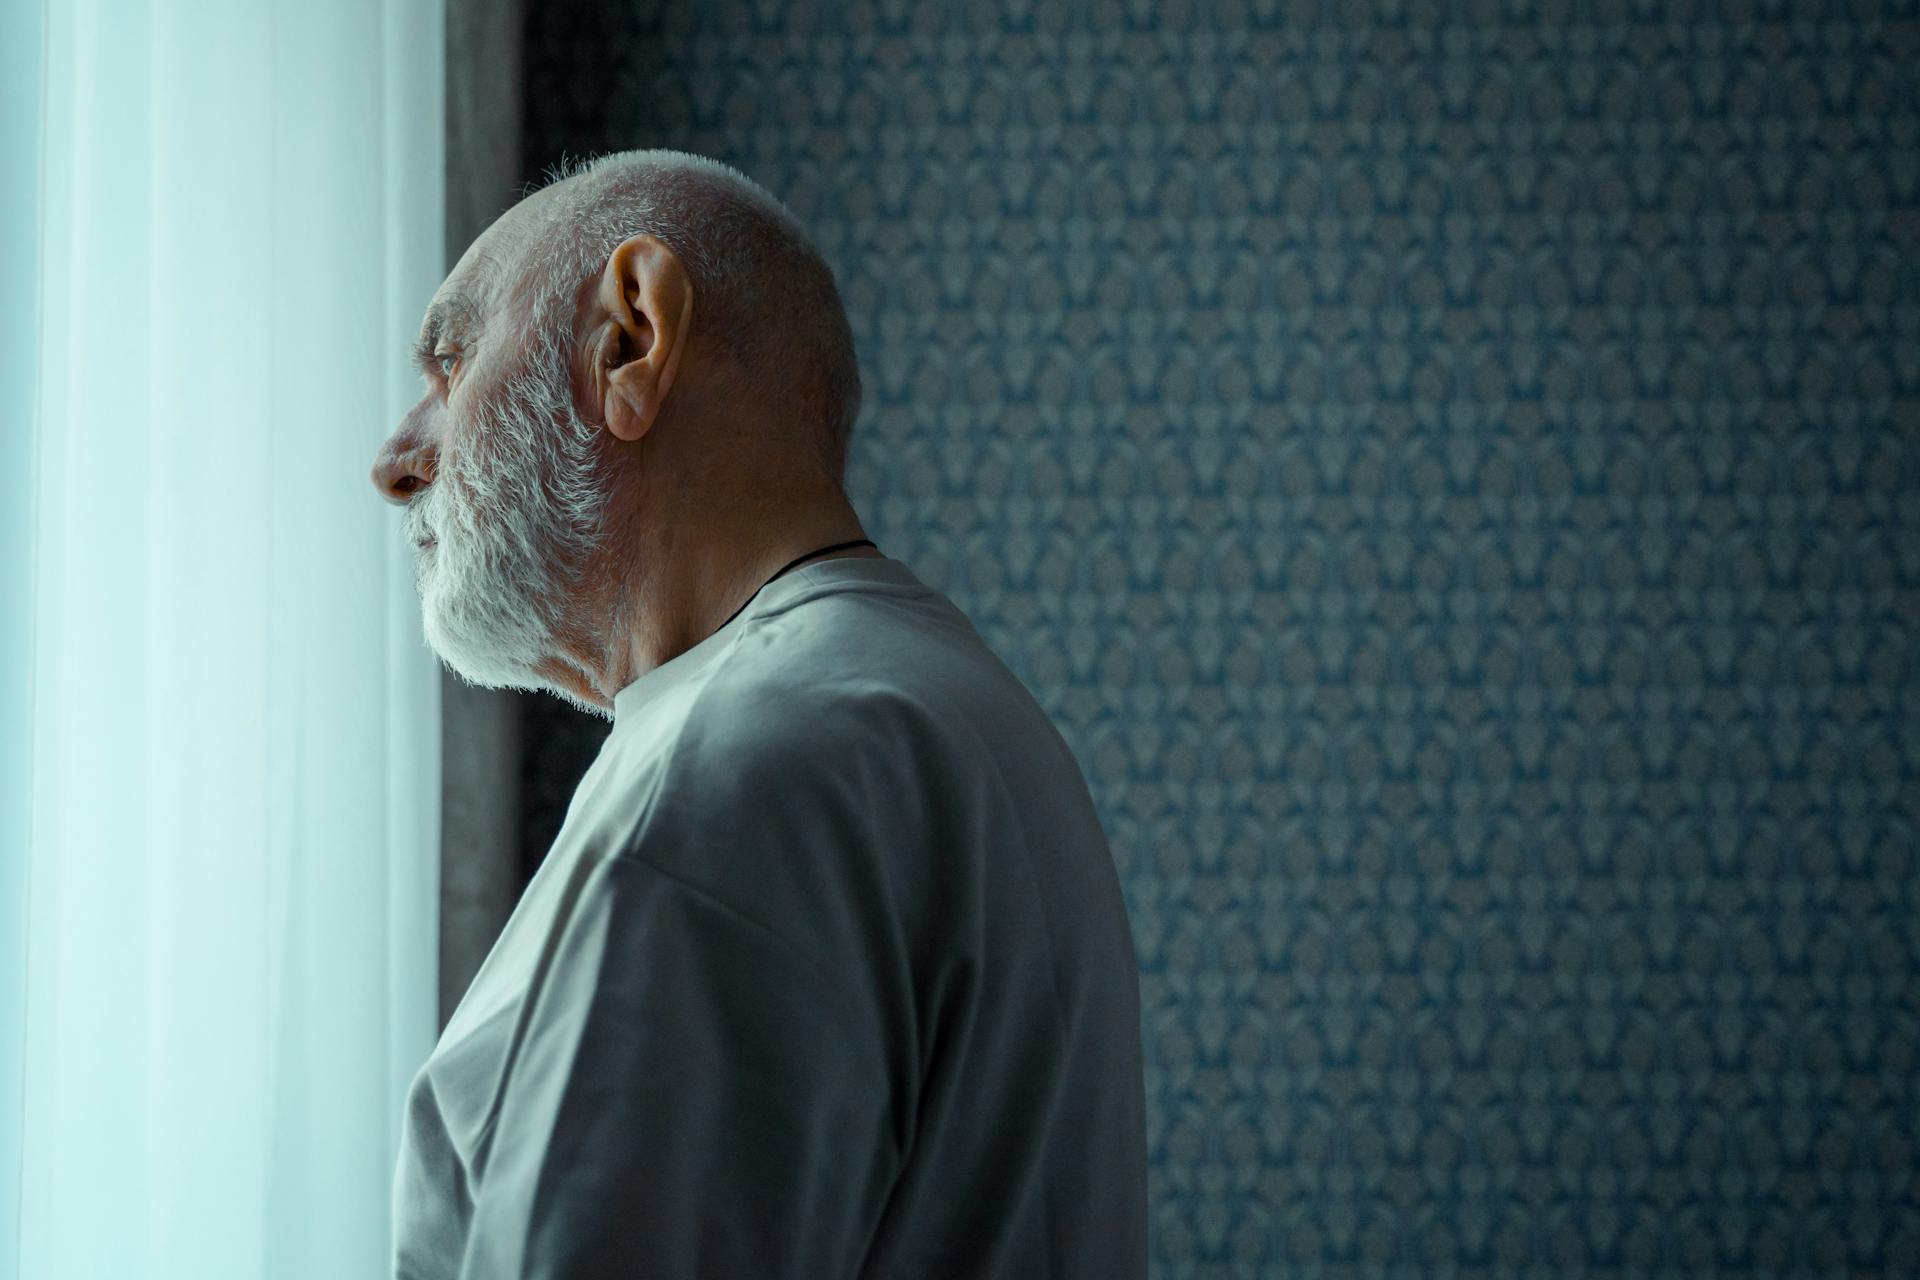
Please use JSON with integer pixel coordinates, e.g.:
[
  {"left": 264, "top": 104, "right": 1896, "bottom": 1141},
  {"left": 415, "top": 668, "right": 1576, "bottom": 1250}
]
[{"left": 410, "top": 292, "right": 486, "bottom": 376}]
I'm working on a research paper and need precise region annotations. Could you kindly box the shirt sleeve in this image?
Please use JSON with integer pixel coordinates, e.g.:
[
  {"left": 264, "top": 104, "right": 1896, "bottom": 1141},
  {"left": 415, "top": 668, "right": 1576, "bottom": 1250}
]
[{"left": 455, "top": 849, "right": 902, "bottom": 1280}]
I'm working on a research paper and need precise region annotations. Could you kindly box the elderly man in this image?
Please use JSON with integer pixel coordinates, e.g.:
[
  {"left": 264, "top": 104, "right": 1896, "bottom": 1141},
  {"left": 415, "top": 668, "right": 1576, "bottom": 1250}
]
[{"left": 371, "top": 149, "right": 1148, "bottom": 1278}]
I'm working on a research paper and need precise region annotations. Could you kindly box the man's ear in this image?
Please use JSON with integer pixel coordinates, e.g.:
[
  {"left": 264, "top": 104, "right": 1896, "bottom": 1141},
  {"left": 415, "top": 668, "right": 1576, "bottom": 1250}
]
[{"left": 596, "top": 233, "right": 694, "bottom": 443}]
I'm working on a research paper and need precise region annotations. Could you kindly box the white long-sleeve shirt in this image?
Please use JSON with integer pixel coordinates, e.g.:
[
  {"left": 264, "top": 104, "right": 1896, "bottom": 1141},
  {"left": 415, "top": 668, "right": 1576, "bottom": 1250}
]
[{"left": 392, "top": 554, "right": 1149, "bottom": 1278}]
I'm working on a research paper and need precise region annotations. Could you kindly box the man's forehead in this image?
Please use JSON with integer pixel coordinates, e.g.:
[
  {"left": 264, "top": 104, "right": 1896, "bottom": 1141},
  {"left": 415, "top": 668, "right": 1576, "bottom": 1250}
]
[
  {"left": 438, "top": 187, "right": 568, "bottom": 300},
  {"left": 421, "top": 179, "right": 586, "bottom": 341},
  {"left": 421, "top": 250, "right": 507, "bottom": 341}
]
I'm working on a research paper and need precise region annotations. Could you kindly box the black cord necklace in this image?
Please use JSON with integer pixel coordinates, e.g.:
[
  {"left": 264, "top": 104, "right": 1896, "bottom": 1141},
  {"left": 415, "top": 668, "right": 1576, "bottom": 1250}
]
[{"left": 713, "top": 537, "right": 878, "bottom": 634}]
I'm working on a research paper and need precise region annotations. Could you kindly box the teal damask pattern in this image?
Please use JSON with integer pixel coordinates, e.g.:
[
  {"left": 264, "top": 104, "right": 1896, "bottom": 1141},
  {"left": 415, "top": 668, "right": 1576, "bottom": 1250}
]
[{"left": 522, "top": 1, "right": 1920, "bottom": 1273}]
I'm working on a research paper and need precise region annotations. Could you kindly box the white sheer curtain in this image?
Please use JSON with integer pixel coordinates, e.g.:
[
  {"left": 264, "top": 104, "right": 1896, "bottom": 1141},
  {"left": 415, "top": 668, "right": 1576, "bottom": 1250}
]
[{"left": 4, "top": 1, "right": 445, "bottom": 1276}]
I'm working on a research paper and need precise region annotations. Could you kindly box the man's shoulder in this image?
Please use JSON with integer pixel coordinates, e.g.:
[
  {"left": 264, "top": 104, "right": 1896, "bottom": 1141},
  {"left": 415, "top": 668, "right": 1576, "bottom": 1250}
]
[
  {"left": 678, "top": 657, "right": 957, "bottom": 786},
  {"left": 596, "top": 593, "right": 1023, "bottom": 864},
  {"left": 591, "top": 661, "right": 953, "bottom": 985}
]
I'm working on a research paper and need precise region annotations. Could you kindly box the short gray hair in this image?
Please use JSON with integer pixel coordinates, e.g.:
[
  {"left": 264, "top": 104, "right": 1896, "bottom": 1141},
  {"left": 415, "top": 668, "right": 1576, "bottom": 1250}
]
[{"left": 523, "top": 149, "right": 861, "bottom": 494}]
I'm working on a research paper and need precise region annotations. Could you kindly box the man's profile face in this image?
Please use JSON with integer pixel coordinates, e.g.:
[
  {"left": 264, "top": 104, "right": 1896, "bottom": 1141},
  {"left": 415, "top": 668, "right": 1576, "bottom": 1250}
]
[{"left": 373, "top": 209, "right": 613, "bottom": 695}]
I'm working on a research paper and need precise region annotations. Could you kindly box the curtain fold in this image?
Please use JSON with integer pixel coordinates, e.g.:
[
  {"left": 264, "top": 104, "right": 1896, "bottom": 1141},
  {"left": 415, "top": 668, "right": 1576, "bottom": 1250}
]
[
  {"left": 0, "top": 0, "right": 46, "bottom": 1270},
  {"left": 6, "top": 1, "right": 444, "bottom": 1275}
]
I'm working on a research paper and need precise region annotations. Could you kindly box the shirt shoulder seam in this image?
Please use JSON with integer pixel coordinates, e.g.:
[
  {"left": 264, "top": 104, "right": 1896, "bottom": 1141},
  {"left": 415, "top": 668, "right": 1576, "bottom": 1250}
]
[{"left": 599, "top": 845, "right": 883, "bottom": 1048}]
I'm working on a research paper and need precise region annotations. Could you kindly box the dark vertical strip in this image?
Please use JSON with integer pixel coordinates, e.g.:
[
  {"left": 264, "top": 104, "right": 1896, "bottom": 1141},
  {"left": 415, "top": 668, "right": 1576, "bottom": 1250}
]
[{"left": 439, "top": 0, "right": 531, "bottom": 1032}]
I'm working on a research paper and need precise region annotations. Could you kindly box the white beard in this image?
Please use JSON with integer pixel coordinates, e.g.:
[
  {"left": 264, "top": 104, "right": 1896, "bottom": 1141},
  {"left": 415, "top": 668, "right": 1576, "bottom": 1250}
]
[{"left": 405, "top": 323, "right": 614, "bottom": 711}]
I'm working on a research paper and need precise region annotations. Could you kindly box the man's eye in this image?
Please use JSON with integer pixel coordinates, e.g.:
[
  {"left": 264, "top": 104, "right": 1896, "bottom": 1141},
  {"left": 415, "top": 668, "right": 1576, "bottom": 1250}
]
[{"left": 435, "top": 351, "right": 458, "bottom": 379}]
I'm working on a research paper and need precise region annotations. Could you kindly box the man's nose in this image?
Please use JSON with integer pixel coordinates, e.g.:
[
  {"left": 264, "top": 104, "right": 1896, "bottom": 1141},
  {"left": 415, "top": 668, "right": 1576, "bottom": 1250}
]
[{"left": 371, "top": 425, "right": 436, "bottom": 505}]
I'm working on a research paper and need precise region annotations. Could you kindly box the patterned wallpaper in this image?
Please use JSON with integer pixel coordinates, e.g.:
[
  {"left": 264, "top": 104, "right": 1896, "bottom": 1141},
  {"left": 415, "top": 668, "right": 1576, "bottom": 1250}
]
[{"left": 518, "top": 2, "right": 1920, "bottom": 1273}]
